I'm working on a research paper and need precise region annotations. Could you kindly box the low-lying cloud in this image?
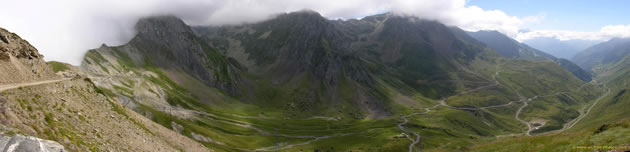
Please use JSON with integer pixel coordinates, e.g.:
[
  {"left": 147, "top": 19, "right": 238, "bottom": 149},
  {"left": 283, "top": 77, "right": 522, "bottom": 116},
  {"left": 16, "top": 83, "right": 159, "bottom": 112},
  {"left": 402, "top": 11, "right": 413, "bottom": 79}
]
[
  {"left": 0, "top": 0, "right": 569, "bottom": 64},
  {"left": 517, "top": 24, "right": 630, "bottom": 41}
]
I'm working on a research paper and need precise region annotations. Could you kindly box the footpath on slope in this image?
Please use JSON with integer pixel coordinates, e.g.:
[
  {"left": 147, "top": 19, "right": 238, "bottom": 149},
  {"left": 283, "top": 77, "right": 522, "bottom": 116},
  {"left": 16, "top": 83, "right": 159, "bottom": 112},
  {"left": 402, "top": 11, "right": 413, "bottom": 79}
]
[
  {"left": 0, "top": 79, "right": 70, "bottom": 92},
  {"left": 0, "top": 78, "right": 71, "bottom": 151}
]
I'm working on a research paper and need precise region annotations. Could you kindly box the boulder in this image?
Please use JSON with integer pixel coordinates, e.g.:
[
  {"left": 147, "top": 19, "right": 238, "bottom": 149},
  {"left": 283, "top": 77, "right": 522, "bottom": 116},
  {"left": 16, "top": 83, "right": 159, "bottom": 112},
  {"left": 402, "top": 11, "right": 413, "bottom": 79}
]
[{"left": 0, "top": 134, "right": 66, "bottom": 152}]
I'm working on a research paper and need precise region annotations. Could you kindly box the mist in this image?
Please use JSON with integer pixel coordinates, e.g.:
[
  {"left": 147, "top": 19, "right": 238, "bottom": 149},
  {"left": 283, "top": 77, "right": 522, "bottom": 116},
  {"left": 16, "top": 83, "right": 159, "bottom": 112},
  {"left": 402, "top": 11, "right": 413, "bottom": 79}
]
[{"left": 0, "top": 0, "right": 550, "bottom": 65}]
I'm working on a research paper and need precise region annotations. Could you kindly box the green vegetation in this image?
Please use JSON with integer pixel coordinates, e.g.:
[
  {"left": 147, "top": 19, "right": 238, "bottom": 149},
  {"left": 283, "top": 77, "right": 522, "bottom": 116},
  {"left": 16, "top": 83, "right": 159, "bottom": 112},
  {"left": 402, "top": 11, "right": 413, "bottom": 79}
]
[
  {"left": 85, "top": 50, "right": 107, "bottom": 63},
  {"left": 472, "top": 119, "right": 630, "bottom": 152},
  {"left": 111, "top": 47, "right": 137, "bottom": 72},
  {"left": 79, "top": 14, "right": 620, "bottom": 152},
  {"left": 89, "top": 58, "right": 605, "bottom": 151},
  {"left": 112, "top": 85, "right": 134, "bottom": 96},
  {"left": 47, "top": 61, "right": 71, "bottom": 72}
]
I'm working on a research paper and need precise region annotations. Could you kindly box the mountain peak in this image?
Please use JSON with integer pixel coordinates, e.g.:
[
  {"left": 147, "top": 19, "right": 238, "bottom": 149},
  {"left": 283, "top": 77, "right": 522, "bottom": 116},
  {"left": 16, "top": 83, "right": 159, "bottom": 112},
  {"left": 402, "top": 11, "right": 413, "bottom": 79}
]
[
  {"left": 277, "top": 9, "right": 327, "bottom": 23},
  {"left": 290, "top": 9, "right": 321, "bottom": 16},
  {"left": 135, "top": 15, "right": 191, "bottom": 35}
]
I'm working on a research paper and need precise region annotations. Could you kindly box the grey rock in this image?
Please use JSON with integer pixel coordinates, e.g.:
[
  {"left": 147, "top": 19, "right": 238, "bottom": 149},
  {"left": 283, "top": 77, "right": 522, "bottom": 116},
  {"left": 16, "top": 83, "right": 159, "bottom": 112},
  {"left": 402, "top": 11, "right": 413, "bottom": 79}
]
[
  {"left": 0, "top": 134, "right": 66, "bottom": 152},
  {"left": 0, "top": 33, "right": 8, "bottom": 44}
]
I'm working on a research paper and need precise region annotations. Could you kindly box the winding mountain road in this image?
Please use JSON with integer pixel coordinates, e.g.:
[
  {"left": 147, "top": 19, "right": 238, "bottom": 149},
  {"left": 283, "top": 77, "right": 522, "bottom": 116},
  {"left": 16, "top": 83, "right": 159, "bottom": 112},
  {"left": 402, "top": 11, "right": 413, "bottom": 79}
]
[
  {"left": 540, "top": 84, "right": 611, "bottom": 135},
  {"left": 395, "top": 61, "right": 611, "bottom": 151},
  {"left": 397, "top": 69, "right": 504, "bottom": 151},
  {"left": 396, "top": 63, "right": 505, "bottom": 151},
  {"left": 514, "top": 97, "right": 535, "bottom": 136},
  {"left": 563, "top": 84, "right": 610, "bottom": 131},
  {"left": 398, "top": 113, "right": 424, "bottom": 152}
]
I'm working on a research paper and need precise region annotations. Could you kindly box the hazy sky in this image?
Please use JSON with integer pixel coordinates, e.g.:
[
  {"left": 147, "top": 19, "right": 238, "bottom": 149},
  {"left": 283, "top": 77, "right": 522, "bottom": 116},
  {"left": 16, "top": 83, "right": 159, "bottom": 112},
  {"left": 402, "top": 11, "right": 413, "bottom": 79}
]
[{"left": 0, "top": 0, "right": 628, "bottom": 64}]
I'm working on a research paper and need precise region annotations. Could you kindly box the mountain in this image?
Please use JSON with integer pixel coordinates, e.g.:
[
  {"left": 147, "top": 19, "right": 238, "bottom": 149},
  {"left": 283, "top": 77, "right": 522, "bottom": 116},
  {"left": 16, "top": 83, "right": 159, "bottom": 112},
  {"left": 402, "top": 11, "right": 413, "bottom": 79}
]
[
  {"left": 195, "top": 11, "right": 489, "bottom": 100},
  {"left": 522, "top": 37, "right": 600, "bottom": 59},
  {"left": 572, "top": 38, "right": 630, "bottom": 72},
  {"left": 467, "top": 30, "right": 553, "bottom": 59},
  {"left": 467, "top": 30, "right": 592, "bottom": 82},
  {"left": 0, "top": 27, "right": 209, "bottom": 151},
  {"left": 78, "top": 11, "right": 604, "bottom": 151}
]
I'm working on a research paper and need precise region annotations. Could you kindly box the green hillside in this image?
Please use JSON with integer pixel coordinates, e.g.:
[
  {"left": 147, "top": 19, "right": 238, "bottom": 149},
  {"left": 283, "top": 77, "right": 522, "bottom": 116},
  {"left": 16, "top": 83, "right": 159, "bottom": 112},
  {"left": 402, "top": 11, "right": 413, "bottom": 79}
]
[
  {"left": 470, "top": 36, "right": 630, "bottom": 152},
  {"left": 79, "top": 12, "right": 605, "bottom": 151}
]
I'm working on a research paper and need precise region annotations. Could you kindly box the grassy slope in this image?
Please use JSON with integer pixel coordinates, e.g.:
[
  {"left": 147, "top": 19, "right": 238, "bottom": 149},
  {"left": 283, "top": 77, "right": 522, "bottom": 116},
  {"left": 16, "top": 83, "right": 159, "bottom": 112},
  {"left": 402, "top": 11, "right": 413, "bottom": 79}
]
[
  {"left": 469, "top": 55, "right": 630, "bottom": 152},
  {"left": 84, "top": 48, "right": 409, "bottom": 151},
  {"left": 471, "top": 119, "right": 630, "bottom": 152},
  {"left": 47, "top": 61, "right": 71, "bottom": 73},
  {"left": 84, "top": 45, "right": 609, "bottom": 151}
]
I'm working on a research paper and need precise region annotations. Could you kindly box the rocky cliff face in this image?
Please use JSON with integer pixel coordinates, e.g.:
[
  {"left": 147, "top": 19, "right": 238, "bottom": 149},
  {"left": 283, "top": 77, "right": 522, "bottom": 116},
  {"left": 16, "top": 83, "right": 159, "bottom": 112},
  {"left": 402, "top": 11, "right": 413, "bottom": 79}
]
[
  {"left": 130, "top": 16, "right": 242, "bottom": 96},
  {"left": 0, "top": 28, "right": 56, "bottom": 84}
]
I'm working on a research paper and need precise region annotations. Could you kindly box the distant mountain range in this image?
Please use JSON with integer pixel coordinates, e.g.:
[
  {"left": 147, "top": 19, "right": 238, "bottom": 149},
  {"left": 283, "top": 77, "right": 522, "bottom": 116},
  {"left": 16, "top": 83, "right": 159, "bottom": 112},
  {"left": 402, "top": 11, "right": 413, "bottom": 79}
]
[
  {"left": 467, "top": 30, "right": 592, "bottom": 82},
  {"left": 572, "top": 38, "right": 630, "bottom": 72},
  {"left": 523, "top": 37, "right": 601, "bottom": 59}
]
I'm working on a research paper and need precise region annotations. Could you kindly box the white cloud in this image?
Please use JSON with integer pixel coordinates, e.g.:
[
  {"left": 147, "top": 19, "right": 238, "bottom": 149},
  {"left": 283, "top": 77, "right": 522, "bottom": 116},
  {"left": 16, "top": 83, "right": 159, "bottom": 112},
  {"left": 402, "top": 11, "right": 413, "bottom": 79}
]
[
  {"left": 389, "top": 0, "right": 544, "bottom": 38},
  {"left": 516, "top": 24, "right": 630, "bottom": 41},
  {"left": 0, "top": 0, "right": 540, "bottom": 65}
]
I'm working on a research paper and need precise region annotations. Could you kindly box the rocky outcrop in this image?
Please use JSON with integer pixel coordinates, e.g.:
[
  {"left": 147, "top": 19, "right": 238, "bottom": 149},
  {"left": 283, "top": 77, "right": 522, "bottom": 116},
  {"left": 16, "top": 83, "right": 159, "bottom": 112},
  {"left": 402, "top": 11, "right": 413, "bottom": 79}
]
[
  {"left": 196, "top": 11, "right": 395, "bottom": 117},
  {"left": 0, "top": 52, "right": 8, "bottom": 62},
  {"left": 0, "top": 134, "right": 66, "bottom": 152},
  {"left": 0, "top": 29, "right": 42, "bottom": 60},
  {"left": 0, "top": 28, "right": 56, "bottom": 84}
]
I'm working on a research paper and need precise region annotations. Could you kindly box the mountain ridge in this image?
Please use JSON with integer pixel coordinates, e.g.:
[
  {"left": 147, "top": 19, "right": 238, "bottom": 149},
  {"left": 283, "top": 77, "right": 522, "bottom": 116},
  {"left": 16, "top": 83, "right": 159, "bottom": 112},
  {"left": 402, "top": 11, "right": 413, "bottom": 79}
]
[
  {"left": 467, "top": 30, "right": 592, "bottom": 82},
  {"left": 522, "top": 37, "right": 600, "bottom": 59},
  {"left": 572, "top": 37, "right": 630, "bottom": 72}
]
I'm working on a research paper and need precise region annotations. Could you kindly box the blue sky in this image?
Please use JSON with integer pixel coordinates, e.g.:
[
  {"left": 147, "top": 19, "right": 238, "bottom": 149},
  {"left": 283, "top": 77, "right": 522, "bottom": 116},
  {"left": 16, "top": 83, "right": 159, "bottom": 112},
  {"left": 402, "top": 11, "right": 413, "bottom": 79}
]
[{"left": 468, "top": 0, "right": 630, "bottom": 31}]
